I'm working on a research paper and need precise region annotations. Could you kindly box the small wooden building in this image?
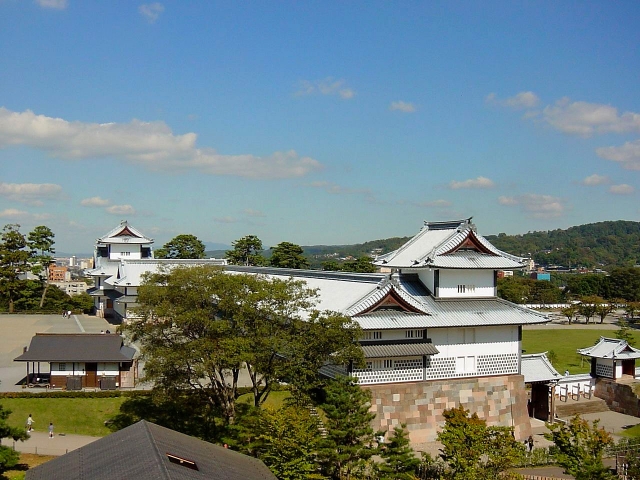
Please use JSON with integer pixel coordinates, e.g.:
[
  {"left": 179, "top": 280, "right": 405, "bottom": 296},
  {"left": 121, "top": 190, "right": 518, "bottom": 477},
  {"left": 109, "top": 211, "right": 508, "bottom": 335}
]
[
  {"left": 14, "top": 333, "right": 137, "bottom": 389},
  {"left": 578, "top": 337, "right": 640, "bottom": 380},
  {"left": 521, "top": 352, "right": 562, "bottom": 421}
]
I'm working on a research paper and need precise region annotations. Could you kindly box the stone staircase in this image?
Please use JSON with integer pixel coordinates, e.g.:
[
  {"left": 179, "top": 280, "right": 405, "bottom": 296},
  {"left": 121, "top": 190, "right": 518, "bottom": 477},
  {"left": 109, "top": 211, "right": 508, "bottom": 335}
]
[{"left": 555, "top": 396, "right": 610, "bottom": 418}]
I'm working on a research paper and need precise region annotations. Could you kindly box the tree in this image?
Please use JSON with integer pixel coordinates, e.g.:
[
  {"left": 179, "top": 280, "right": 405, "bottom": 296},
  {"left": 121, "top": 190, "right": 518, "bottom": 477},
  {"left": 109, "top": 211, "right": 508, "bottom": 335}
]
[
  {"left": 251, "top": 405, "right": 324, "bottom": 480},
  {"left": 127, "top": 265, "right": 362, "bottom": 425},
  {"left": 596, "top": 302, "right": 615, "bottom": 324},
  {"left": 225, "top": 235, "right": 266, "bottom": 266},
  {"left": 545, "top": 414, "right": 615, "bottom": 480},
  {"left": 578, "top": 296, "right": 600, "bottom": 324},
  {"left": 155, "top": 234, "right": 205, "bottom": 259},
  {"left": 0, "top": 403, "right": 29, "bottom": 474},
  {"left": 377, "top": 423, "right": 421, "bottom": 480},
  {"left": 497, "top": 277, "right": 530, "bottom": 304},
  {"left": 27, "top": 225, "right": 55, "bottom": 308},
  {"left": 317, "top": 376, "right": 377, "bottom": 480},
  {"left": 269, "top": 242, "right": 310, "bottom": 269},
  {"left": 616, "top": 320, "right": 636, "bottom": 347},
  {"left": 341, "top": 256, "right": 377, "bottom": 273},
  {"left": 607, "top": 268, "right": 640, "bottom": 302},
  {"left": 561, "top": 305, "right": 578, "bottom": 325},
  {"left": 437, "top": 405, "right": 525, "bottom": 480},
  {"left": 0, "top": 224, "right": 30, "bottom": 313}
]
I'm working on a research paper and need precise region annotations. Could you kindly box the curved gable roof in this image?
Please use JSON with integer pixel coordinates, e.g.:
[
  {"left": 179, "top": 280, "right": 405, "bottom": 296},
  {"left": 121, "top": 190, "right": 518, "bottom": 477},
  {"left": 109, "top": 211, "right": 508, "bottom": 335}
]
[{"left": 375, "top": 218, "right": 524, "bottom": 269}]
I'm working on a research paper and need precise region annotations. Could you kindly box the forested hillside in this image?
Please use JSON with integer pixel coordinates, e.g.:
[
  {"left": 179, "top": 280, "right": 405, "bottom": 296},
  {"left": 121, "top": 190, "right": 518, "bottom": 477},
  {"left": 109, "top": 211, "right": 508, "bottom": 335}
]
[{"left": 486, "top": 220, "right": 640, "bottom": 269}]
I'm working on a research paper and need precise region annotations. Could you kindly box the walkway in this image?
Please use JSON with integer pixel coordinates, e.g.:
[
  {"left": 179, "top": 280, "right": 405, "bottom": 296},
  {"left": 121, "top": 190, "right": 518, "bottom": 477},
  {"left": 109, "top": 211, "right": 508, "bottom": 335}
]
[{"left": 1, "top": 431, "right": 100, "bottom": 456}]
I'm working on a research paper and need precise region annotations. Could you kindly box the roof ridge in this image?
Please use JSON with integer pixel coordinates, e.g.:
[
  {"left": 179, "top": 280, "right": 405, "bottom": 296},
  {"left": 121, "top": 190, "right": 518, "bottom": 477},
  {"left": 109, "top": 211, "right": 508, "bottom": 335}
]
[{"left": 141, "top": 421, "right": 172, "bottom": 480}]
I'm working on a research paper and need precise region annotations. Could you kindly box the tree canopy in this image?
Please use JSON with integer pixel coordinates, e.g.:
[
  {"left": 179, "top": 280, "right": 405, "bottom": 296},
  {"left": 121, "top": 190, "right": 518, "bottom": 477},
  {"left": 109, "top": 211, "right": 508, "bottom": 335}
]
[
  {"left": 126, "top": 265, "right": 363, "bottom": 426},
  {"left": 269, "top": 242, "right": 309, "bottom": 269},
  {"left": 225, "top": 235, "right": 266, "bottom": 266},
  {"left": 155, "top": 234, "right": 206, "bottom": 259},
  {"left": 0, "top": 403, "right": 29, "bottom": 474}
]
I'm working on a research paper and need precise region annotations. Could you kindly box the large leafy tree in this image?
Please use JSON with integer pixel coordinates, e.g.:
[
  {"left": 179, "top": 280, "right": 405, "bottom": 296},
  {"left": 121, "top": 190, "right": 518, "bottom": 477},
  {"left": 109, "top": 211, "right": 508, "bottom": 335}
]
[
  {"left": 607, "top": 267, "right": 640, "bottom": 302},
  {"left": 27, "top": 225, "right": 56, "bottom": 308},
  {"left": 251, "top": 405, "right": 325, "bottom": 480},
  {"left": 317, "top": 376, "right": 377, "bottom": 480},
  {"left": 269, "top": 242, "right": 310, "bottom": 269},
  {"left": 0, "top": 403, "right": 29, "bottom": 474},
  {"left": 225, "top": 235, "right": 266, "bottom": 266},
  {"left": 437, "top": 405, "right": 524, "bottom": 480},
  {"left": 0, "top": 224, "right": 30, "bottom": 313},
  {"left": 377, "top": 423, "right": 420, "bottom": 480},
  {"left": 545, "top": 414, "right": 615, "bottom": 480},
  {"left": 155, "top": 234, "right": 206, "bottom": 259},
  {"left": 127, "top": 265, "right": 362, "bottom": 425}
]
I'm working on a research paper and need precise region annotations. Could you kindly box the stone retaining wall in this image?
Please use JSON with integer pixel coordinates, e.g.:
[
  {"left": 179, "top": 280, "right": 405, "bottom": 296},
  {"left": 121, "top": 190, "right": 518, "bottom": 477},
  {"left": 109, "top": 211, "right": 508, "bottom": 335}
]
[
  {"left": 595, "top": 378, "right": 640, "bottom": 416},
  {"left": 364, "top": 374, "right": 531, "bottom": 444}
]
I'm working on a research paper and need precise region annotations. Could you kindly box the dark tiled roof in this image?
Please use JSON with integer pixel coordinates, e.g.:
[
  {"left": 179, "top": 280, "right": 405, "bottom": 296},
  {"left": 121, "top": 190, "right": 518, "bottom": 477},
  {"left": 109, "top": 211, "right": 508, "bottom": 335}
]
[
  {"left": 14, "top": 334, "right": 136, "bottom": 362},
  {"left": 361, "top": 342, "right": 439, "bottom": 358},
  {"left": 25, "top": 420, "right": 277, "bottom": 480}
]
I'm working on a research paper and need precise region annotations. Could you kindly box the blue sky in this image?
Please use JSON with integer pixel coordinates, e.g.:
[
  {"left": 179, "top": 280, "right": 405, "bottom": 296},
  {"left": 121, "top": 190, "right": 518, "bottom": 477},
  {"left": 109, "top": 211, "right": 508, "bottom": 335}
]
[{"left": 2, "top": 1, "right": 640, "bottom": 254}]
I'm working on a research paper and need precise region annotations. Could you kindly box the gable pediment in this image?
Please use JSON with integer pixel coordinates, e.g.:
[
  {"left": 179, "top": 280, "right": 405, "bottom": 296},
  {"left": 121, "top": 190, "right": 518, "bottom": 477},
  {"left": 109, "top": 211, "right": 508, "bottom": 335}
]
[
  {"left": 358, "top": 288, "right": 424, "bottom": 315},
  {"left": 443, "top": 230, "right": 495, "bottom": 255},
  {"left": 113, "top": 226, "right": 141, "bottom": 238}
]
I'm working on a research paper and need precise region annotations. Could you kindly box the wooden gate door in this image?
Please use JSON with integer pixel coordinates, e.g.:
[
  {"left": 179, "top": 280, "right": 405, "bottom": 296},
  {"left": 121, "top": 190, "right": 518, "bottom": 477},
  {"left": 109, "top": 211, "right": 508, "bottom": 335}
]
[{"left": 85, "top": 363, "right": 98, "bottom": 388}]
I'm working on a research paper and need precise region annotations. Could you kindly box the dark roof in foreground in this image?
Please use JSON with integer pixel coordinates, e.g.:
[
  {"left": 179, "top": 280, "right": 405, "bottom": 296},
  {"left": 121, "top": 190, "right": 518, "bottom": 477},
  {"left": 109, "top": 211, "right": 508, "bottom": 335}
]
[
  {"left": 25, "top": 420, "right": 277, "bottom": 480},
  {"left": 14, "top": 333, "right": 136, "bottom": 362}
]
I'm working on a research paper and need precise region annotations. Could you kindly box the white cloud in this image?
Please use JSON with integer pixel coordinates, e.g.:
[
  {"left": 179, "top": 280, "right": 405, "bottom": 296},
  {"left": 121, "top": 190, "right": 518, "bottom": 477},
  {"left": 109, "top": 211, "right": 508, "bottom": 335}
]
[
  {"left": 243, "top": 209, "right": 265, "bottom": 218},
  {"left": 35, "top": 0, "right": 68, "bottom": 9},
  {"left": 419, "top": 199, "right": 452, "bottom": 208},
  {"left": 609, "top": 184, "right": 635, "bottom": 195},
  {"left": 542, "top": 98, "right": 640, "bottom": 136},
  {"left": 309, "top": 181, "right": 372, "bottom": 196},
  {"left": 80, "top": 196, "right": 111, "bottom": 207},
  {"left": 295, "top": 78, "right": 356, "bottom": 100},
  {"left": 0, "top": 107, "right": 322, "bottom": 179},
  {"left": 139, "top": 3, "right": 164, "bottom": 23},
  {"left": 213, "top": 216, "right": 238, "bottom": 224},
  {"left": 485, "top": 91, "right": 540, "bottom": 109},
  {"left": 596, "top": 140, "right": 640, "bottom": 170},
  {"left": 389, "top": 101, "right": 417, "bottom": 113},
  {"left": 498, "top": 194, "right": 566, "bottom": 218},
  {"left": 580, "top": 174, "right": 610, "bottom": 186},
  {"left": 0, "top": 182, "right": 63, "bottom": 206},
  {"left": 0, "top": 208, "right": 51, "bottom": 221},
  {"left": 448, "top": 176, "right": 495, "bottom": 190},
  {"left": 106, "top": 204, "right": 136, "bottom": 215}
]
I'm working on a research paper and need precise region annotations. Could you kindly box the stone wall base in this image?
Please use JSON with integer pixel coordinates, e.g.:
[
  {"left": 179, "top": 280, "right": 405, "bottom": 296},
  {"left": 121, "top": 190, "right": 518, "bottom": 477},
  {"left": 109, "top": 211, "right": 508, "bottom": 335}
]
[
  {"left": 595, "top": 378, "right": 640, "bottom": 416},
  {"left": 363, "top": 374, "right": 531, "bottom": 444}
]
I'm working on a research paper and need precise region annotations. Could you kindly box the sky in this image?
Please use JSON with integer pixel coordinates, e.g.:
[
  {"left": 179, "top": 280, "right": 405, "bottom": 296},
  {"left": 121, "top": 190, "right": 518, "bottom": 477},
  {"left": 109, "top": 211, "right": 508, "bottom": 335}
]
[{"left": 1, "top": 1, "right": 640, "bottom": 254}]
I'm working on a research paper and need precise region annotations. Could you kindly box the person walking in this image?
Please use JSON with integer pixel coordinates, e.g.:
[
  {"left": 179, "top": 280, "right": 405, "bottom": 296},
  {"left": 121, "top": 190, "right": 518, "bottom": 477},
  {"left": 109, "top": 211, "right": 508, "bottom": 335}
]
[
  {"left": 26, "top": 414, "right": 34, "bottom": 432},
  {"left": 48, "top": 422, "right": 54, "bottom": 438}
]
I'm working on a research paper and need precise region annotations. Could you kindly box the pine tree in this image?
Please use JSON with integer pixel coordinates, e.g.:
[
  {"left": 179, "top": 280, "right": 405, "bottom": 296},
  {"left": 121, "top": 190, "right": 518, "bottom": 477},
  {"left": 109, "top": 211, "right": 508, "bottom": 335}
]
[
  {"left": 378, "top": 423, "right": 420, "bottom": 480},
  {"left": 317, "top": 376, "right": 377, "bottom": 479},
  {"left": 0, "top": 403, "right": 29, "bottom": 474}
]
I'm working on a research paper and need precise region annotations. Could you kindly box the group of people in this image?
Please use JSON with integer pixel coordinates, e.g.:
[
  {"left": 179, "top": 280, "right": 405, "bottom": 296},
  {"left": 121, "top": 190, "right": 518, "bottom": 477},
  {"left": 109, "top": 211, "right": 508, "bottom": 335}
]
[{"left": 26, "top": 414, "right": 54, "bottom": 438}]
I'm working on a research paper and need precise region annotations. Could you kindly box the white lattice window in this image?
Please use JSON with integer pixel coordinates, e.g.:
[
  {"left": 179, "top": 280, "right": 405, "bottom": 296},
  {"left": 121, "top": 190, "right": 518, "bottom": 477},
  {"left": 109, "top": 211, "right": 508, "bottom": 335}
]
[
  {"left": 596, "top": 362, "right": 613, "bottom": 378},
  {"left": 405, "top": 329, "right": 423, "bottom": 339},
  {"left": 457, "top": 284, "right": 466, "bottom": 293},
  {"left": 362, "top": 331, "right": 383, "bottom": 341},
  {"left": 59, "top": 363, "right": 66, "bottom": 372}
]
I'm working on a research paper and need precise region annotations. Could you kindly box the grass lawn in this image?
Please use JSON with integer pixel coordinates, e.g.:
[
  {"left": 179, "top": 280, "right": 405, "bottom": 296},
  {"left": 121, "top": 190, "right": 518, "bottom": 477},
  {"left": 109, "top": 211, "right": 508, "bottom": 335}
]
[
  {"left": 522, "top": 329, "right": 640, "bottom": 375},
  {"left": 2, "top": 397, "right": 127, "bottom": 437},
  {"left": 2, "top": 453, "right": 56, "bottom": 480},
  {"left": 237, "top": 389, "right": 290, "bottom": 409}
]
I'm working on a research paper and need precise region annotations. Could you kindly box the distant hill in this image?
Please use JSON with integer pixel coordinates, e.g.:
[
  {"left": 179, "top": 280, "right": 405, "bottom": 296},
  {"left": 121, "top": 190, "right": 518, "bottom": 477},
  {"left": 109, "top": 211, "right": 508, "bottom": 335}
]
[
  {"left": 485, "top": 220, "right": 640, "bottom": 269},
  {"left": 209, "top": 220, "right": 640, "bottom": 270}
]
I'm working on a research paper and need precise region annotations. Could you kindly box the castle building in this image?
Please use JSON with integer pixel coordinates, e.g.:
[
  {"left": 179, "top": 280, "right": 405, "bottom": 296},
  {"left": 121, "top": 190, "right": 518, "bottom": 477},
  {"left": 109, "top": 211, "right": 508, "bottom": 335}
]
[{"left": 87, "top": 218, "right": 548, "bottom": 442}]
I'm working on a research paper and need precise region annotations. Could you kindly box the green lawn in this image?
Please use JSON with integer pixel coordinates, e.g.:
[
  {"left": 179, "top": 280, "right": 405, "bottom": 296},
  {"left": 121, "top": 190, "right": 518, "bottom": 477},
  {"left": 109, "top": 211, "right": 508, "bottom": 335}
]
[
  {"left": 522, "top": 329, "right": 640, "bottom": 375},
  {"left": 2, "top": 397, "right": 127, "bottom": 437}
]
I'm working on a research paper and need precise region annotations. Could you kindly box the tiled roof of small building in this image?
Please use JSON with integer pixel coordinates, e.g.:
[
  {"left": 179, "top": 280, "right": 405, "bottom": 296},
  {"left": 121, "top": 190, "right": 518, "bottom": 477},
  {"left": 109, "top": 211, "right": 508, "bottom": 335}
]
[
  {"left": 361, "top": 343, "right": 439, "bottom": 358},
  {"left": 521, "top": 353, "right": 562, "bottom": 383},
  {"left": 578, "top": 337, "right": 640, "bottom": 359},
  {"left": 25, "top": 420, "right": 277, "bottom": 480},
  {"left": 14, "top": 334, "right": 136, "bottom": 362},
  {"left": 96, "top": 220, "right": 154, "bottom": 245}
]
